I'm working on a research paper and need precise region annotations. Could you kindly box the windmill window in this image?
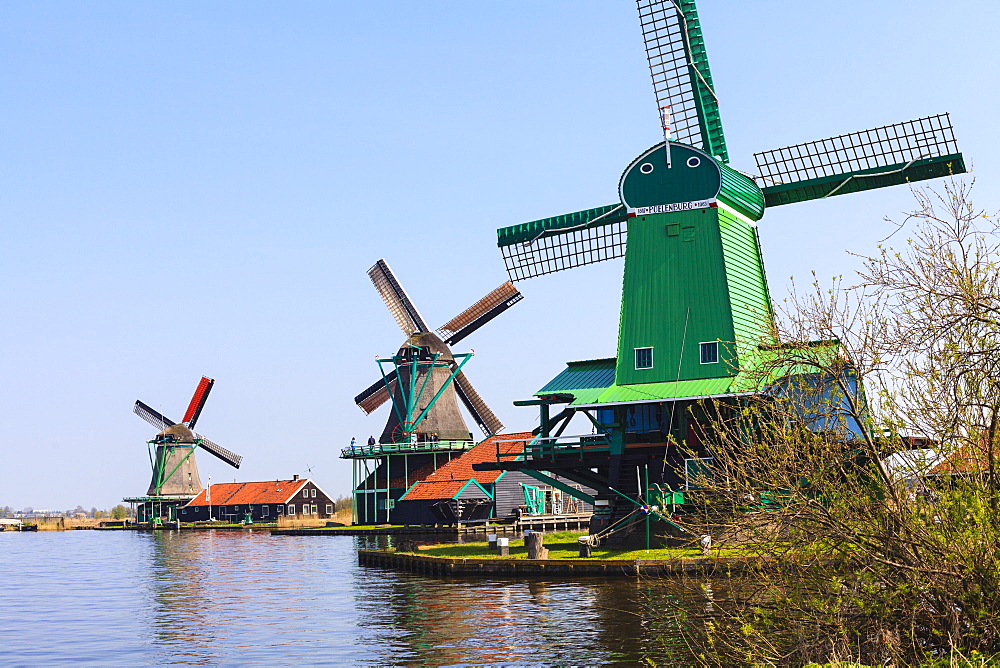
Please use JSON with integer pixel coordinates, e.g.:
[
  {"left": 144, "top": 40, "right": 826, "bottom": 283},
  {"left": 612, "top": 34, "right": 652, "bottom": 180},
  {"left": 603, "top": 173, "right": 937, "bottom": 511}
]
[
  {"left": 700, "top": 342, "right": 719, "bottom": 364},
  {"left": 635, "top": 347, "right": 654, "bottom": 370},
  {"left": 666, "top": 224, "right": 680, "bottom": 236},
  {"left": 640, "top": 162, "right": 654, "bottom": 174},
  {"left": 686, "top": 156, "right": 701, "bottom": 168}
]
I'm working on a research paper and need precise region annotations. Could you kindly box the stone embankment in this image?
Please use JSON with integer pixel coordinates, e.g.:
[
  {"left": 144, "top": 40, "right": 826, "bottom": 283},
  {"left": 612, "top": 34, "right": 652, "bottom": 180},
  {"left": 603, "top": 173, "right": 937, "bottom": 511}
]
[{"left": 358, "top": 549, "right": 757, "bottom": 577}]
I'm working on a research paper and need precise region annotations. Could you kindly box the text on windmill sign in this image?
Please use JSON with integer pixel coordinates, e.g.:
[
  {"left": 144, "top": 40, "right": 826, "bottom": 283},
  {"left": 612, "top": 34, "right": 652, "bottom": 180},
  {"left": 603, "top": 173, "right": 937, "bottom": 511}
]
[{"left": 628, "top": 199, "right": 717, "bottom": 216}]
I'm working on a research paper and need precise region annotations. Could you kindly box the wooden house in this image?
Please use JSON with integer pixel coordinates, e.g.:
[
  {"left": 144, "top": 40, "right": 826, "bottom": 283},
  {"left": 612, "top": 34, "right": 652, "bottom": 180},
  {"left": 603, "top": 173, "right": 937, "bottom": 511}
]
[
  {"left": 393, "top": 433, "right": 595, "bottom": 525},
  {"left": 181, "top": 476, "right": 335, "bottom": 523}
]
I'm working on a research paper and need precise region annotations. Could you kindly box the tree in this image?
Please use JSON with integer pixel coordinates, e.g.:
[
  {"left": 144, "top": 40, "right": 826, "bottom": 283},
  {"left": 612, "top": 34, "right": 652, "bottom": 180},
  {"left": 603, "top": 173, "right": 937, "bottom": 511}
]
[
  {"left": 110, "top": 504, "right": 128, "bottom": 520},
  {"left": 680, "top": 182, "right": 1000, "bottom": 664}
]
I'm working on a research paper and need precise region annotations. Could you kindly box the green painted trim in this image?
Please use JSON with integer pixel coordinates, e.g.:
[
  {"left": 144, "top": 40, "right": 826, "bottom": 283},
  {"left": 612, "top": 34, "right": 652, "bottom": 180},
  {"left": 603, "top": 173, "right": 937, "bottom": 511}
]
[
  {"left": 519, "top": 469, "right": 596, "bottom": 505},
  {"left": 677, "top": 0, "right": 728, "bottom": 163},
  {"left": 456, "top": 478, "right": 493, "bottom": 500},
  {"left": 762, "top": 153, "right": 966, "bottom": 207},
  {"left": 496, "top": 204, "right": 626, "bottom": 247}
]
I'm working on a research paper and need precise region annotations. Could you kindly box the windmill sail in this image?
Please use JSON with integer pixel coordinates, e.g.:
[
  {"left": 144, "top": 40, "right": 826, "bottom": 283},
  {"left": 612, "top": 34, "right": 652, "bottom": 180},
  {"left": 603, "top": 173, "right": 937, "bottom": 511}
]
[
  {"left": 369, "top": 259, "right": 429, "bottom": 334},
  {"left": 637, "top": 0, "right": 727, "bottom": 162},
  {"left": 195, "top": 435, "right": 243, "bottom": 469},
  {"left": 183, "top": 376, "right": 214, "bottom": 429},
  {"left": 134, "top": 400, "right": 178, "bottom": 431},
  {"left": 497, "top": 204, "right": 628, "bottom": 282},
  {"left": 437, "top": 283, "right": 524, "bottom": 345},
  {"left": 754, "top": 114, "right": 966, "bottom": 206},
  {"left": 354, "top": 370, "right": 400, "bottom": 415},
  {"left": 454, "top": 371, "right": 503, "bottom": 437}
]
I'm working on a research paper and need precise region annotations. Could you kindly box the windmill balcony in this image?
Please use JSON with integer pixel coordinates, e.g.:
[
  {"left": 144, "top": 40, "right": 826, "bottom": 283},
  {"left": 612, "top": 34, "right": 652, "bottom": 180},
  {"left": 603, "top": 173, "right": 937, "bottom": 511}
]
[
  {"left": 340, "top": 439, "right": 476, "bottom": 459},
  {"left": 493, "top": 434, "right": 613, "bottom": 464}
]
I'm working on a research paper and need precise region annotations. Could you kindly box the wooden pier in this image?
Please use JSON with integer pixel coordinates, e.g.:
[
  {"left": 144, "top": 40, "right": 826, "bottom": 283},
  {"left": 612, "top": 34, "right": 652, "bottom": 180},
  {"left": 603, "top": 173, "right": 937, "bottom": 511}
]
[{"left": 269, "top": 513, "right": 592, "bottom": 537}]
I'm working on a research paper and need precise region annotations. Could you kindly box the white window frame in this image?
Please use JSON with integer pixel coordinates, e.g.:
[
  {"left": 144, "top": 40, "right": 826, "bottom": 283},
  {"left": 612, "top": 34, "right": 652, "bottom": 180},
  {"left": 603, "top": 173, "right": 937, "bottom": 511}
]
[
  {"left": 311, "top": 504, "right": 317, "bottom": 515},
  {"left": 634, "top": 347, "right": 654, "bottom": 370},
  {"left": 261, "top": 505, "right": 269, "bottom": 516},
  {"left": 325, "top": 504, "right": 333, "bottom": 515},
  {"left": 288, "top": 504, "right": 295, "bottom": 515},
  {"left": 699, "top": 341, "right": 719, "bottom": 364},
  {"left": 303, "top": 489, "right": 309, "bottom": 498},
  {"left": 311, "top": 489, "right": 316, "bottom": 498}
]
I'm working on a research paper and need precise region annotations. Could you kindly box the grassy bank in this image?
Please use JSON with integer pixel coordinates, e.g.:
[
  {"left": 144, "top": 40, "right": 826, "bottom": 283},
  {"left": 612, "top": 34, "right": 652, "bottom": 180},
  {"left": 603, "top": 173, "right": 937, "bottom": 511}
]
[{"left": 414, "top": 531, "right": 745, "bottom": 560}]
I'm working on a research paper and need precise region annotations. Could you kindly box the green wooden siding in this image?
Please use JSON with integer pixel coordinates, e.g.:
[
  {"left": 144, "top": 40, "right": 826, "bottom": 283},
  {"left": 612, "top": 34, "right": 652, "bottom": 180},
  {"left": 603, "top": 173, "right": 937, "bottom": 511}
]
[
  {"left": 615, "top": 208, "right": 737, "bottom": 386},
  {"left": 718, "top": 162, "right": 765, "bottom": 221},
  {"left": 717, "top": 205, "right": 776, "bottom": 365}
]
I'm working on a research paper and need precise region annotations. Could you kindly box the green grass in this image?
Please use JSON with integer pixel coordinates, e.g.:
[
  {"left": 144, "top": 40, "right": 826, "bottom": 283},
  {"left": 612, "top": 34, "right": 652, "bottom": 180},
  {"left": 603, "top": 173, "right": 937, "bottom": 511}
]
[{"left": 415, "top": 531, "right": 748, "bottom": 560}]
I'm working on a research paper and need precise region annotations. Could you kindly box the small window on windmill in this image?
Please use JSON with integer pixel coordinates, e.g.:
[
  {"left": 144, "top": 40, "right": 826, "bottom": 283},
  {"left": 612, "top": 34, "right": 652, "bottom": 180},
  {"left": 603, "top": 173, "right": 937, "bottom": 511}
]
[
  {"left": 635, "top": 347, "right": 654, "bottom": 370},
  {"left": 699, "top": 342, "right": 719, "bottom": 364},
  {"left": 666, "top": 224, "right": 680, "bottom": 237}
]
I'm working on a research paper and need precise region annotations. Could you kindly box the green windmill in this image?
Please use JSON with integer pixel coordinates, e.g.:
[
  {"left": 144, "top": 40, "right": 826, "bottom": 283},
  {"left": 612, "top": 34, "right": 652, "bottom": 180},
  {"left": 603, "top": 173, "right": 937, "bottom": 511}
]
[{"left": 480, "top": 0, "right": 966, "bottom": 542}]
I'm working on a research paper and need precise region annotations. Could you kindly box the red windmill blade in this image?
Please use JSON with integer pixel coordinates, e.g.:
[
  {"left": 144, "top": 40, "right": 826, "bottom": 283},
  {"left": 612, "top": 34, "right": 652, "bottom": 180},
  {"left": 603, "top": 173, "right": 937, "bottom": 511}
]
[{"left": 183, "top": 376, "right": 215, "bottom": 430}]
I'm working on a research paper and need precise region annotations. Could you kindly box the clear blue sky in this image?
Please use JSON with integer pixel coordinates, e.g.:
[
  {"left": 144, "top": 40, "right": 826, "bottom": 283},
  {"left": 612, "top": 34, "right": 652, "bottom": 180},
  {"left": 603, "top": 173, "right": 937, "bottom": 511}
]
[{"left": 2, "top": 1, "right": 997, "bottom": 510}]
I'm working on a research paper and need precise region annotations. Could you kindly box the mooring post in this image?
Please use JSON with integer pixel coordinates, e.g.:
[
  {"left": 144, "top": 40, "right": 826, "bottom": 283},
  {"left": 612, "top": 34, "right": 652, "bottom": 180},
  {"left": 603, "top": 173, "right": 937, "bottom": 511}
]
[
  {"left": 577, "top": 535, "right": 593, "bottom": 558},
  {"left": 488, "top": 533, "right": 497, "bottom": 551},
  {"left": 526, "top": 531, "right": 548, "bottom": 559},
  {"left": 497, "top": 536, "right": 509, "bottom": 557}
]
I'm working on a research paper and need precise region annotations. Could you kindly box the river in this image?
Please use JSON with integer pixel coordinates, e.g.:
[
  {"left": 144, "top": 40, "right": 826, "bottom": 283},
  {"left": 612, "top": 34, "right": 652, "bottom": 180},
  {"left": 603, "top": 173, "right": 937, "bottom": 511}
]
[{"left": 0, "top": 530, "right": 715, "bottom": 665}]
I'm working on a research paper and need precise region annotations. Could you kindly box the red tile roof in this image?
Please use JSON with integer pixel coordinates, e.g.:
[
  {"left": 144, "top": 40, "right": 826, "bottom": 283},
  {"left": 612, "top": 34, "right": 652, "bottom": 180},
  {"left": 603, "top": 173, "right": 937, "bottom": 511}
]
[
  {"left": 400, "top": 432, "right": 532, "bottom": 501},
  {"left": 185, "top": 479, "right": 309, "bottom": 507}
]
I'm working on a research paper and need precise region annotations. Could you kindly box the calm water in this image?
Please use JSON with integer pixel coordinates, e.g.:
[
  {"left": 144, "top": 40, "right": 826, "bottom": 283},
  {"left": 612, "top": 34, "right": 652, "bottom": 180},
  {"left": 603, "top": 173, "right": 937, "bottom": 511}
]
[{"left": 0, "top": 530, "right": 713, "bottom": 665}]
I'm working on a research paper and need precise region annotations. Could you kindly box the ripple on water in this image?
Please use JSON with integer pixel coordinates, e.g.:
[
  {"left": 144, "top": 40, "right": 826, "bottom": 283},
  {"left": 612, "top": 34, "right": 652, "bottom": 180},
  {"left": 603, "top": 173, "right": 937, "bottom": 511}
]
[{"left": 0, "top": 530, "right": 708, "bottom": 665}]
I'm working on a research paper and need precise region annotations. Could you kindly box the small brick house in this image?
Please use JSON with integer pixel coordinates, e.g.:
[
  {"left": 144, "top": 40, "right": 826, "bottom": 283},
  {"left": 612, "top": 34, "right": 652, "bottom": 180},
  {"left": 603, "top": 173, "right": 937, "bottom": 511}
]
[{"left": 181, "top": 476, "right": 335, "bottom": 523}]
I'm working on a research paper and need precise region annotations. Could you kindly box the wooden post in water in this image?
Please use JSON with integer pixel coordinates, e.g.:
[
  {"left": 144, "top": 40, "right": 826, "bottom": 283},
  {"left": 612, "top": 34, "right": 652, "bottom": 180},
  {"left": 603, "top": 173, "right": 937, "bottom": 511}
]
[
  {"left": 526, "top": 531, "right": 548, "bottom": 559},
  {"left": 577, "top": 536, "right": 593, "bottom": 558}
]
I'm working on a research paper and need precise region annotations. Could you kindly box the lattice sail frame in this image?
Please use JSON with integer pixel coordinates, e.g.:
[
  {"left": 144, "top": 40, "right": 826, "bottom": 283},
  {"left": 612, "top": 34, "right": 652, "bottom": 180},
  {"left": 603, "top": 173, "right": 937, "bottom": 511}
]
[
  {"left": 501, "top": 218, "right": 627, "bottom": 282},
  {"left": 437, "top": 282, "right": 524, "bottom": 345},
  {"left": 368, "top": 259, "right": 429, "bottom": 335},
  {"left": 637, "top": 0, "right": 727, "bottom": 162},
  {"left": 754, "top": 114, "right": 959, "bottom": 187}
]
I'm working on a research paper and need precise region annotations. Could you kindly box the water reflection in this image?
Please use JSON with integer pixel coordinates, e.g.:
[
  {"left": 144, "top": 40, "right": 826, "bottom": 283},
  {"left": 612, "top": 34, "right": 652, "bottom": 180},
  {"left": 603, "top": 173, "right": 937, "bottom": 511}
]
[{"left": 2, "top": 530, "right": 724, "bottom": 665}]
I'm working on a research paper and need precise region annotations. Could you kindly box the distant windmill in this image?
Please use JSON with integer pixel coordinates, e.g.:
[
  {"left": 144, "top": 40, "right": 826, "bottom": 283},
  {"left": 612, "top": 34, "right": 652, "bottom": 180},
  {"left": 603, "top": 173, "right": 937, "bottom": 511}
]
[
  {"left": 134, "top": 376, "right": 242, "bottom": 497},
  {"left": 354, "top": 259, "right": 522, "bottom": 443}
]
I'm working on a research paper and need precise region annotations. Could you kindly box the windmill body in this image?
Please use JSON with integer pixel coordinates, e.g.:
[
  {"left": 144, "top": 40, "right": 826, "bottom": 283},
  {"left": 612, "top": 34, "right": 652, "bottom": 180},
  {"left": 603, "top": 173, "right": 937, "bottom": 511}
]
[
  {"left": 341, "top": 260, "right": 522, "bottom": 524},
  {"left": 477, "top": 0, "right": 968, "bottom": 545},
  {"left": 124, "top": 377, "right": 243, "bottom": 524},
  {"left": 146, "top": 424, "right": 204, "bottom": 496}
]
